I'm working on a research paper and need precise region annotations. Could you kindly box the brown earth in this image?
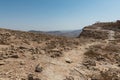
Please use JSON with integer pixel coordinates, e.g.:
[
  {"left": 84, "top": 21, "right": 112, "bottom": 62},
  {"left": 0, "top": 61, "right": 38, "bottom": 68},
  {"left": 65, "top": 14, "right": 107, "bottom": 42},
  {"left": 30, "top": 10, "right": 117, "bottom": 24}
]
[{"left": 0, "top": 21, "right": 120, "bottom": 80}]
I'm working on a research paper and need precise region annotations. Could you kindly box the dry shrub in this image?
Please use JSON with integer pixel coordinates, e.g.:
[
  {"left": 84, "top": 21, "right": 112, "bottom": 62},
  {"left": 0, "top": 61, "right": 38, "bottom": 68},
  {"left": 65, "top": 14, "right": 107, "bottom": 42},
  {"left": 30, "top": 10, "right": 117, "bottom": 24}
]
[
  {"left": 104, "top": 44, "right": 120, "bottom": 53},
  {"left": 63, "top": 76, "right": 74, "bottom": 80},
  {"left": 89, "top": 68, "right": 120, "bottom": 80},
  {"left": 85, "top": 43, "right": 120, "bottom": 63},
  {"left": 100, "top": 68, "right": 120, "bottom": 80},
  {"left": 84, "top": 49, "right": 100, "bottom": 58},
  {"left": 47, "top": 50, "right": 63, "bottom": 58},
  {"left": 79, "top": 29, "right": 108, "bottom": 39},
  {"left": 84, "top": 44, "right": 103, "bottom": 58}
]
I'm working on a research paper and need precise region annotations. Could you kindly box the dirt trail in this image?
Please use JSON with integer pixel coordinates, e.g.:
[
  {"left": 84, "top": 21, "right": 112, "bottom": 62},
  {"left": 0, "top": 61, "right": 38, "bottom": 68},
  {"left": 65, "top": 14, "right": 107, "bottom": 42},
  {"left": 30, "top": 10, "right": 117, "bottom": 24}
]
[
  {"left": 108, "top": 30, "right": 115, "bottom": 40},
  {"left": 40, "top": 28, "right": 116, "bottom": 80},
  {"left": 41, "top": 42, "right": 101, "bottom": 80}
]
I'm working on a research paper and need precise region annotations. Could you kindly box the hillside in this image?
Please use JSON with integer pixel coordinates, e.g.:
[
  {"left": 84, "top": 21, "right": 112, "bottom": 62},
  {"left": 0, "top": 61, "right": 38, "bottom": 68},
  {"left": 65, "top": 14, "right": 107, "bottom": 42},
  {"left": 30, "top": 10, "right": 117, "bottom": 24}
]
[
  {"left": 79, "top": 20, "right": 120, "bottom": 40},
  {"left": 0, "top": 20, "right": 120, "bottom": 80}
]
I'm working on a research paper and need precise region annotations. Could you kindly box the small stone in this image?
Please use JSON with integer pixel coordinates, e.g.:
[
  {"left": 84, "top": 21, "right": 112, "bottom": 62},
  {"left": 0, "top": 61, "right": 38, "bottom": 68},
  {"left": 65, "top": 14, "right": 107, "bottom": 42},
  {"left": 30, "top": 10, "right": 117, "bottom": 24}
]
[
  {"left": 11, "top": 54, "right": 19, "bottom": 58},
  {"left": 65, "top": 58, "right": 72, "bottom": 64},
  {"left": 64, "top": 76, "right": 74, "bottom": 80},
  {"left": 19, "top": 46, "right": 27, "bottom": 49},
  {"left": 2, "top": 55, "right": 9, "bottom": 59},
  {"left": 0, "top": 57, "right": 3, "bottom": 60},
  {"left": 34, "top": 78, "right": 41, "bottom": 80},
  {"left": 0, "top": 61, "right": 5, "bottom": 65},
  {"left": 28, "top": 74, "right": 34, "bottom": 80},
  {"left": 28, "top": 74, "right": 41, "bottom": 80},
  {"left": 118, "top": 64, "right": 120, "bottom": 67},
  {"left": 21, "top": 78, "right": 26, "bottom": 80},
  {"left": 83, "top": 60, "right": 96, "bottom": 66},
  {"left": 35, "top": 64, "right": 43, "bottom": 73},
  {"left": 91, "top": 78, "right": 98, "bottom": 80},
  {"left": 31, "top": 56, "right": 37, "bottom": 60},
  {"left": 40, "top": 50, "right": 45, "bottom": 54},
  {"left": 20, "top": 61, "right": 25, "bottom": 65}
]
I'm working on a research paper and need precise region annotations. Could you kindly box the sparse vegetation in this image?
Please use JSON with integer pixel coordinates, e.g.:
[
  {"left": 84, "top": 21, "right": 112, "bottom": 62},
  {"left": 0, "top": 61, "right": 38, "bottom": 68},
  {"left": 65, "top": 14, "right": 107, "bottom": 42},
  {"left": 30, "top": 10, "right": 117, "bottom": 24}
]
[
  {"left": 63, "top": 76, "right": 74, "bottom": 80},
  {"left": 0, "top": 21, "right": 120, "bottom": 80}
]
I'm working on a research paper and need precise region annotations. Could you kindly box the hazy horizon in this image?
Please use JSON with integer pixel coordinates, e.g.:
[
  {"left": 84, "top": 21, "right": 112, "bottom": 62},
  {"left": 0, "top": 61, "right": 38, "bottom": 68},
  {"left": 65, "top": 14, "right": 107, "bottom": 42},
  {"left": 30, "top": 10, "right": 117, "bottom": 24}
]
[{"left": 0, "top": 0, "right": 120, "bottom": 31}]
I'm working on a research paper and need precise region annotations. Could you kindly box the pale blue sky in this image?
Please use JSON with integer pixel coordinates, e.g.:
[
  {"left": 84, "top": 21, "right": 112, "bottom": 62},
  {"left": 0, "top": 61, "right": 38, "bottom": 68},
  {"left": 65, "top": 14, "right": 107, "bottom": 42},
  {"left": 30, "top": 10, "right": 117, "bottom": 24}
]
[{"left": 0, "top": 0, "right": 120, "bottom": 31}]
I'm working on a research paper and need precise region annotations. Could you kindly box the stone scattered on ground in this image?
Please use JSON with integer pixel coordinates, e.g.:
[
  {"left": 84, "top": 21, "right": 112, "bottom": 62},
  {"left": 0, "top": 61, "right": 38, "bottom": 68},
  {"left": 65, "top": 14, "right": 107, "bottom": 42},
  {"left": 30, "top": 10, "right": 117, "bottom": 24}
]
[
  {"left": 35, "top": 64, "right": 43, "bottom": 73},
  {"left": 0, "top": 21, "right": 120, "bottom": 80}
]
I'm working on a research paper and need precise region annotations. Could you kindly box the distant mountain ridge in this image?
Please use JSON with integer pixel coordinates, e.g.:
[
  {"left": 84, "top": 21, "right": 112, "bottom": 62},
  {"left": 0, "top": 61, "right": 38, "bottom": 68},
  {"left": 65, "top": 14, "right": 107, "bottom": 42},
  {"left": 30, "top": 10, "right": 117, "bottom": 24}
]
[{"left": 29, "top": 30, "right": 82, "bottom": 37}]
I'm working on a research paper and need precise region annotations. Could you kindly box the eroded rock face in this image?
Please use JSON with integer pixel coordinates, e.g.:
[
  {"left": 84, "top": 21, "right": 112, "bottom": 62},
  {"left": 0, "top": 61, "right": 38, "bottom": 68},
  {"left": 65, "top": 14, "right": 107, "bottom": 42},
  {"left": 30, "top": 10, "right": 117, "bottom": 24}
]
[
  {"left": 79, "top": 21, "right": 120, "bottom": 40},
  {"left": 80, "top": 28, "right": 108, "bottom": 39}
]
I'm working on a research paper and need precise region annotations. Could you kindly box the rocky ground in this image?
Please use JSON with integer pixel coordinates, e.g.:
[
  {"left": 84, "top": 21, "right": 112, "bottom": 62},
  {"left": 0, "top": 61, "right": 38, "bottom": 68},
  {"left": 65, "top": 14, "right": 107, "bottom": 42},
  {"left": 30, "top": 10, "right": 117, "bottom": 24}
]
[{"left": 0, "top": 21, "right": 120, "bottom": 80}]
